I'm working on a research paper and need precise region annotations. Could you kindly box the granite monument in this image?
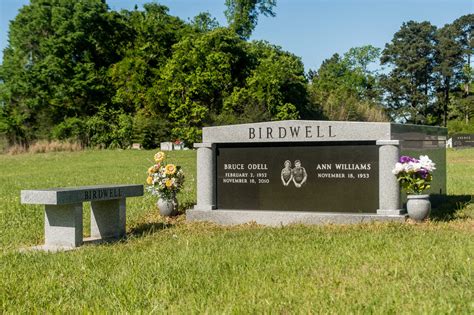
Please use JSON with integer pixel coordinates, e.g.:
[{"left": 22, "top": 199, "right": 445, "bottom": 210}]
[{"left": 188, "top": 120, "right": 447, "bottom": 225}]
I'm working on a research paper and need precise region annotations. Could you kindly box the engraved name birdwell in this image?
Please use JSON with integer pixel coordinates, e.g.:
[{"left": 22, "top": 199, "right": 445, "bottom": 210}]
[
  {"left": 248, "top": 125, "right": 336, "bottom": 140},
  {"left": 188, "top": 120, "right": 447, "bottom": 226},
  {"left": 83, "top": 188, "right": 123, "bottom": 201}
]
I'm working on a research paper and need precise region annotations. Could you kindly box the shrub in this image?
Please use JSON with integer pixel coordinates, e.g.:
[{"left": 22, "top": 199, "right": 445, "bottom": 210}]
[
  {"left": 133, "top": 110, "right": 171, "bottom": 149},
  {"left": 85, "top": 110, "right": 134, "bottom": 149},
  {"left": 51, "top": 118, "right": 87, "bottom": 145},
  {"left": 447, "top": 120, "right": 474, "bottom": 136}
]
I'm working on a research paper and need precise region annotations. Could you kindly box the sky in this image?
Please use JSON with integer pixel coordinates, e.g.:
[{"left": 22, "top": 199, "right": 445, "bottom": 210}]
[{"left": 0, "top": 0, "right": 472, "bottom": 71}]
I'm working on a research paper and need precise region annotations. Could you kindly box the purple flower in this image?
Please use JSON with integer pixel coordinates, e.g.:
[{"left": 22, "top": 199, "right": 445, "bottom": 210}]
[
  {"left": 399, "top": 156, "right": 416, "bottom": 163},
  {"left": 418, "top": 168, "right": 429, "bottom": 179}
]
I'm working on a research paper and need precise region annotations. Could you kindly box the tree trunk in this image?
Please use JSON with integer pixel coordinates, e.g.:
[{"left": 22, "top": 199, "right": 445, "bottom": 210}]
[{"left": 443, "top": 77, "right": 450, "bottom": 127}]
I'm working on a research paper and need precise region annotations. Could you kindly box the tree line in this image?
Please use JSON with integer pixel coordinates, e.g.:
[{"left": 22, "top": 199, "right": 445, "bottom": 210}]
[{"left": 0, "top": 0, "right": 472, "bottom": 148}]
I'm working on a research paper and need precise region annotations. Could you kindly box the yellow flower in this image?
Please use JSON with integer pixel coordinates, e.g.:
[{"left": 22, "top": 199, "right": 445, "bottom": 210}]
[
  {"left": 165, "top": 178, "right": 174, "bottom": 188},
  {"left": 146, "top": 176, "right": 154, "bottom": 185},
  {"left": 164, "top": 164, "right": 177, "bottom": 175},
  {"left": 154, "top": 151, "right": 166, "bottom": 163}
]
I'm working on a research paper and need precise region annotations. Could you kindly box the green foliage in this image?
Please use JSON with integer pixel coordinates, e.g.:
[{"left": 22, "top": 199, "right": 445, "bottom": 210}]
[
  {"left": 0, "top": 0, "right": 471, "bottom": 148},
  {"left": 157, "top": 28, "right": 247, "bottom": 144},
  {"left": 275, "top": 103, "right": 299, "bottom": 120},
  {"left": 132, "top": 109, "right": 171, "bottom": 150},
  {"left": 434, "top": 15, "right": 473, "bottom": 127},
  {"left": 108, "top": 3, "right": 190, "bottom": 115},
  {"left": 225, "top": 0, "right": 276, "bottom": 39},
  {"left": 51, "top": 117, "right": 87, "bottom": 144},
  {"left": 191, "top": 12, "right": 220, "bottom": 32},
  {"left": 0, "top": 101, "right": 29, "bottom": 146},
  {"left": 397, "top": 172, "right": 432, "bottom": 194},
  {"left": 308, "top": 47, "right": 388, "bottom": 122},
  {"left": 344, "top": 46, "right": 381, "bottom": 73},
  {"left": 85, "top": 109, "right": 134, "bottom": 149},
  {"left": 380, "top": 15, "right": 472, "bottom": 127},
  {"left": 223, "top": 41, "right": 308, "bottom": 123},
  {"left": 381, "top": 21, "right": 437, "bottom": 124},
  {"left": 447, "top": 119, "right": 474, "bottom": 136},
  {"left": 0, "top": 0, "right": 129, "bottom": 146},
  {"left": 156, "top": 32, "right": 308, "bottom": 144}
]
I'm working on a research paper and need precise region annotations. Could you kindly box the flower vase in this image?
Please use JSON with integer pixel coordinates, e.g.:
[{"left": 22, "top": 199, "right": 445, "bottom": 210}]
[
  {"left": 406, "top": 194, "right": 431, "bottom": 221},
  {"left": 157, "top": 197, "right": 178, "bottom": 217}
]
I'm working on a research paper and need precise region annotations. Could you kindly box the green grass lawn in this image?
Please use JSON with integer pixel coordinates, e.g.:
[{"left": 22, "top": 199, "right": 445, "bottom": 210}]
[{"left": 0, "top": 149, "right": 472, "bottom": 313}]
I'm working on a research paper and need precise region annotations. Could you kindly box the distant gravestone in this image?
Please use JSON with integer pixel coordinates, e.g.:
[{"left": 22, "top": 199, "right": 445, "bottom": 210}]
[
  {"left": 452, "top": 134, "right": 473, "bottom": 148},
  {"left": 446, "top": 138, "right": 452, "bottom": 148},
  {"left": 188, "top": 120, "right": 447, "bottom": 226},
  {"left": 160, "top": 142, "right": 173, "bottom": 151},
  {"left": 173, "top": 142, "right": 185, "bottom": 150},
  {"left": 131, "top": 143, "right": 141, "bottom": 150}
]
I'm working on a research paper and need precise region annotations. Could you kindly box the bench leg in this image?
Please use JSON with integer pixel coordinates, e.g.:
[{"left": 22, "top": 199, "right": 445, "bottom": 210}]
[
  {"left": 45, "top": 203, "right": 83, "bottom": 248},
  {"left": 90, "top": 198, "right": 126, "bottom": 239}
]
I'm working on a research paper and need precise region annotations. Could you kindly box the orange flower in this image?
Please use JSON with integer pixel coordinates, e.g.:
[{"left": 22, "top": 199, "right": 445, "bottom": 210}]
[
  {"left": 147, "top": 165, "right": 159, "bottom": 174},
  {"left": 164, "top": 164, "right": 177, "bottom": 175}
]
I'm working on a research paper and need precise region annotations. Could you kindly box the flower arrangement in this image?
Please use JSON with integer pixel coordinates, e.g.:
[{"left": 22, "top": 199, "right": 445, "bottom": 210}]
[
  {"left": 392, "top": 155, "right": 436, "bottom": 194},
  {"left": 146, "top": 151, "right": 185, "bottom": 200}
]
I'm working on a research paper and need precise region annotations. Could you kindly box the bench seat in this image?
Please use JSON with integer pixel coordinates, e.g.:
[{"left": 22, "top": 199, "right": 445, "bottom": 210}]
[{"left": 21, "top": 184, "right": 143, "bottom": 251}]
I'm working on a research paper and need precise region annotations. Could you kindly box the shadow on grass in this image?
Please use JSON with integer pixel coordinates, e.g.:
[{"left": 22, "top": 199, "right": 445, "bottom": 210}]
[
  {"left": 177, "top": 201, "right": 195, "bottom": 214},
  {"left": 430, "top": 194, "right": 473, "bottom": 221},
  {"left": 128, "top": 221, "right": 171, "bottom": 237},
  {"left": 127, "top": 201, "right": 194, "bottom": 237}
]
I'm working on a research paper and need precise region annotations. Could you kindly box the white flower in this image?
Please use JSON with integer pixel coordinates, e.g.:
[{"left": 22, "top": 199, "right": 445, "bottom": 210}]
[
  {"left": 419, "top": 155, "right": 436, "bottom": 171},
  {"left": 412, "top": 162, "right": 422, "bottom": 172},
  {"left": 392, "top": 162, "right": 405, "bottom": 175},
  {"left": 404, "top": 162, "right": 414, "bottom": 172}
]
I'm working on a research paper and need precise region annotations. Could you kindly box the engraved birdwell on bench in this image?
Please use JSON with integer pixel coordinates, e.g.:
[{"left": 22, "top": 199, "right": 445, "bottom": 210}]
[{"left": 21, "top": 185, "right": 143, "bottom": 251}]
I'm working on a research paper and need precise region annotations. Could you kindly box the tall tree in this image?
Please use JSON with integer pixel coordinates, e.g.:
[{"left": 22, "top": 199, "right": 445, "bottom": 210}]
[
  {"left": 308, "top": 47, "right": 387, "bottom": 122},
  {"left": 223, "top": 41, "right": 308, "bottom": 123},
  {"left": 453, "top": 14, "right": 474, "bottom": 87},
  {"left": 434, "top": 23, "right": 463, "bottom": 126},
  {"left": 156, "top": 28, "right": 250, "bottom": 144},
  {"left": 380, "top": 21, "right": 437, "bottom": 123},
  {"left": 0, "top": 0, "right": 128, "bottom": 145},
  {"left": 452, "top": 14, "right": 474, "bottom": 124},
  {"left": 343, "top": 45, "right": 381, "bottom": 74},
  {"left": 191, "top": 12, "right": 220, "bottom": 32},
  {"left": 224, "top": 0, "right": 276, "bottom": 39},
  {"left": 342, "top": 45, "right": 382, "bottom": 101},
  {"left": 108, "top": 3, "right": 189, "bottom": 114}
]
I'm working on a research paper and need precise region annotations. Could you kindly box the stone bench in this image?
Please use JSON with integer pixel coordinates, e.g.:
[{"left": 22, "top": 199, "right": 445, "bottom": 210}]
[{"left": 21, "top": 185, "right": 143, "bottom": 251}]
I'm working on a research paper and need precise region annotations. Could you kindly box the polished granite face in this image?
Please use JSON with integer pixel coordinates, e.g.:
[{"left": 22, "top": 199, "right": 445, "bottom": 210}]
[
  {"left": 451, "top": 134, "right": 474, "bottom": 147},
  {"left": 216, "top": 143, "right": 379, "bottom": 213},
  {"left": 202, "top": 120, "right": 447, "bottom": 206}
]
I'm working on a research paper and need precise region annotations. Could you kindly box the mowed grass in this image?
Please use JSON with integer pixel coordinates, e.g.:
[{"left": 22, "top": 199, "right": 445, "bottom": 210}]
[
  {"left": 447, "top": 148, "right": 474, "bottom": 195},
  {"left": 0, "top": 149, "right": 473, "bottom": 313}
]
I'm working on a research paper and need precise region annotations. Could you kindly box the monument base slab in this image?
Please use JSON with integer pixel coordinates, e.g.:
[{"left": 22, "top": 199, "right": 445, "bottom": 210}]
[{"left": 187, "top": 209, "right": 406, "bottom": 226}]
